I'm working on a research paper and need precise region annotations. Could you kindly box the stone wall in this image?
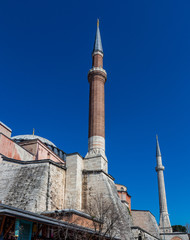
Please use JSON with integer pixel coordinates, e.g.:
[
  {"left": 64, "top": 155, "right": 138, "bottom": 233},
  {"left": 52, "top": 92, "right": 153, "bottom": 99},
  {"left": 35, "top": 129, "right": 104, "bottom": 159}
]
[
  {"left": 132, "top": 227, "right": 160, "bottom": 240},
  {"left": 65, "top": 153, "right": 83, "bottom": 210},
  {"left": 19, "top": 140, "right": 65, "bottom": 163},
  {"left": 0, "top": 134, "right": 34, "bottom": 161},
  {"left": 84, "top": 154, "right": 108, "bottom": 172},
  {"left": 0, "top": 159, "right": 65, "bottom": 213},
  {"left": 82, "top": 167, "right": 134, "bottom": 240},
  {"left": 0, "top": 122, "right": 12, "bottom": 138},
  {"left": 47, "top": 162, "right": 65, "bottom": 211},
  {"left": 132, "top": 210, "right": 160, "bottom": 239}
]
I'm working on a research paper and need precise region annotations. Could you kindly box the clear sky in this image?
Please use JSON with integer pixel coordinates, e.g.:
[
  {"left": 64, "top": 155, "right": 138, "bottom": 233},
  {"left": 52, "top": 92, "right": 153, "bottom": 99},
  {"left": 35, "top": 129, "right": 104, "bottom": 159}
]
[{"left": 0, "top": 0, "right": 189, "bottom": 226}]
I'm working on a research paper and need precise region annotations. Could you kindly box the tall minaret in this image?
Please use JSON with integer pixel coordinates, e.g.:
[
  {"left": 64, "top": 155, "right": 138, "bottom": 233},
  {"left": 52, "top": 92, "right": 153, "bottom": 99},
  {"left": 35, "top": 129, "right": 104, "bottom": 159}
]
[
  {"left": 86, "top": 20, "right": 107, "bottom": 160},
  {"left": 156, "top": 136, "right": 172, "bottom": 233}
]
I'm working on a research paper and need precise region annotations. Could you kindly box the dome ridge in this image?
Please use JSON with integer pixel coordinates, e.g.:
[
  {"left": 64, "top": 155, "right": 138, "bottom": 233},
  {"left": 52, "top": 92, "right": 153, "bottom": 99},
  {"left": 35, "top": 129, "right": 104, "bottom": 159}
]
[{"left": 12, "top": 134, "right": 56, "bottom": 147}]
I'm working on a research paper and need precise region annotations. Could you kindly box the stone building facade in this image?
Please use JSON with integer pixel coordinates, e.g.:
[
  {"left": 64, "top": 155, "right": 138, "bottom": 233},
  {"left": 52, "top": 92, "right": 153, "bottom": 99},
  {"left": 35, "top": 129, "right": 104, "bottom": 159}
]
[
  {"left": 0, "top": 123, "right": 134, "bottom": 239},
  {"left": 0, "top": 21, "right": 188, "bottom": 240}
]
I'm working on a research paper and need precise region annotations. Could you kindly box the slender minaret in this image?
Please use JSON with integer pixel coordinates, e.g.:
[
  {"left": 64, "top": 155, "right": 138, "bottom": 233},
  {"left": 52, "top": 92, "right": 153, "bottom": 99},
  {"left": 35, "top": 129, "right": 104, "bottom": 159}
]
[
  {"left": 156, "top": 135, "right": 172, "bottom": 233},
  {"left": 82, "top": 21, "right": 134, "bottom": 240},
  {"left": 86, "top": 19, "right": 107, "bottom": 159}
]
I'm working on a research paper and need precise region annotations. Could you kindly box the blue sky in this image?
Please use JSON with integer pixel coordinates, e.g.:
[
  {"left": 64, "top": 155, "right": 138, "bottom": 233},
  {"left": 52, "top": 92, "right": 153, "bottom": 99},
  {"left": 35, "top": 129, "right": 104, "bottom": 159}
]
[{"left": 0, "top": 0, "right": 190, "bottom": 225}]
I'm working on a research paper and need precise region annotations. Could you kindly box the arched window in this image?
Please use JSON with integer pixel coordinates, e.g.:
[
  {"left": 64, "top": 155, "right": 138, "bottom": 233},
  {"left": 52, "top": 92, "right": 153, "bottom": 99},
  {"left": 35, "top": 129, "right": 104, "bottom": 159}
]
[
  {"left": 171, "top": 237, "right": 182, "bottom": 240},
  {"left": 138, "top": 234, "right": 142, "bottom": 240}
]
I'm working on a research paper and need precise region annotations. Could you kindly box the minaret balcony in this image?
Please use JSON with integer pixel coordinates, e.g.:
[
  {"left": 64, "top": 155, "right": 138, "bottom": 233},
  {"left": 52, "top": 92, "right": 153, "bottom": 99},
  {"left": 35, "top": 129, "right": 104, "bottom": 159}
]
[
  {"left": 88, "top": 67, "right": 107, "bottom": 82},
  {"left": 155, "top": 166, "right": 165, "bottom": 171}
]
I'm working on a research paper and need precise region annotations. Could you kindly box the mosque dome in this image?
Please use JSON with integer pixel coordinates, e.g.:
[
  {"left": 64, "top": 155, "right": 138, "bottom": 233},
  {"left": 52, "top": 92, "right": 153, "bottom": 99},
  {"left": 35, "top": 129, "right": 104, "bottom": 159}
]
[{"left": 12, "top": 135, "right": 56, "bottom": 147}]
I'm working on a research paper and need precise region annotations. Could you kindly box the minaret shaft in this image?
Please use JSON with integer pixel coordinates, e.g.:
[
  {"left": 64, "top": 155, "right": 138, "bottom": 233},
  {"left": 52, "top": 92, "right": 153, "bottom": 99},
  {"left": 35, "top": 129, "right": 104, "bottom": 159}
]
[
  {"left": 156, "top": 137, "right": 172, "bottom": 233},
  {"left": 92, "top": 54, "right": 103, "bottom": 68},
  {"left": 88, "top": 55, "right": 106, "bottom": 152},
  {"left": 89, "top": 75, "right": 105, "bottom": 138},
  {"left": 157, "top": 167, "right": 168, "bottom": 213}
]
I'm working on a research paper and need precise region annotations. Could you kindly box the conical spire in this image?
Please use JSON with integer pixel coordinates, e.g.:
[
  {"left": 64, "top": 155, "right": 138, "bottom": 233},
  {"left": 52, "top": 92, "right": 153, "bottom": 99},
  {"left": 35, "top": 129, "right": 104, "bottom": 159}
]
[
  {"left": 93, "top": 19, "right": 103, "bottom": 54},
  {"left": 156, "top": 135, "right": 161, "bottom": 157}
]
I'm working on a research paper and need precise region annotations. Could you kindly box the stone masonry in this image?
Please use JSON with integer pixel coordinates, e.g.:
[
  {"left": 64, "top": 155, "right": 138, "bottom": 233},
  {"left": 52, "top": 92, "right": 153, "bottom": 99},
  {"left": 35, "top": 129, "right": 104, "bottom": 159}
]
[
  {"left": 64, "top": 153, "right": 83, "bottom": 210},
  {"left": 132, "top": 210, "right": 160, "bottom": 239},
  {"left": 0, "top": 158, "right": 65, "bottom": 213},
  {"left": 82, "top": 169, "right": 134, "bottom": 240}
]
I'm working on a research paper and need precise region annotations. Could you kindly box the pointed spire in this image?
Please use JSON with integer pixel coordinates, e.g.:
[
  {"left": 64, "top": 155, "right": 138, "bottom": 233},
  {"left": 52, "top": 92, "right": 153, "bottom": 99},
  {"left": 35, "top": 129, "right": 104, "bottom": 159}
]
[
  {"left": 93, "top": 19, "right": 103, "bottom": 54},
  {"left": 156, "top": 135, "right": 162, "bottom": 157}
]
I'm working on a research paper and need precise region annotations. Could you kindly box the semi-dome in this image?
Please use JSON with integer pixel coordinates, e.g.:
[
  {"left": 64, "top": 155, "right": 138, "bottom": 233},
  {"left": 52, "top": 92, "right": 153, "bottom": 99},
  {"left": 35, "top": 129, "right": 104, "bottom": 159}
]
[{"left": 12, "top": 134, "right": 56, "bottom": 147}]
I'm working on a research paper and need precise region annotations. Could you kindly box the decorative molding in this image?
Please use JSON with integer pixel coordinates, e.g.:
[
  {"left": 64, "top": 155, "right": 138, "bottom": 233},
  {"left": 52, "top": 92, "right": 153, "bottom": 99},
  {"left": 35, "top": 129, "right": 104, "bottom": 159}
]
[
  {"left": 85, "top": 148, "right": 107, "bottom": 161},
  {"left": 1, "top": 156, "right": 66, "bottom": 170},
  {"left": 155, "top": 166, "right": 165, "bottom": 171},
  {"left": 82, "top": 169, "right": 115, "bottom": 181},
  {"left": 92, "top": 51, "right": 104, "bottom": 57},
  {"left": 88, "top": 67, "right": 107, "bottom": 77}
]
